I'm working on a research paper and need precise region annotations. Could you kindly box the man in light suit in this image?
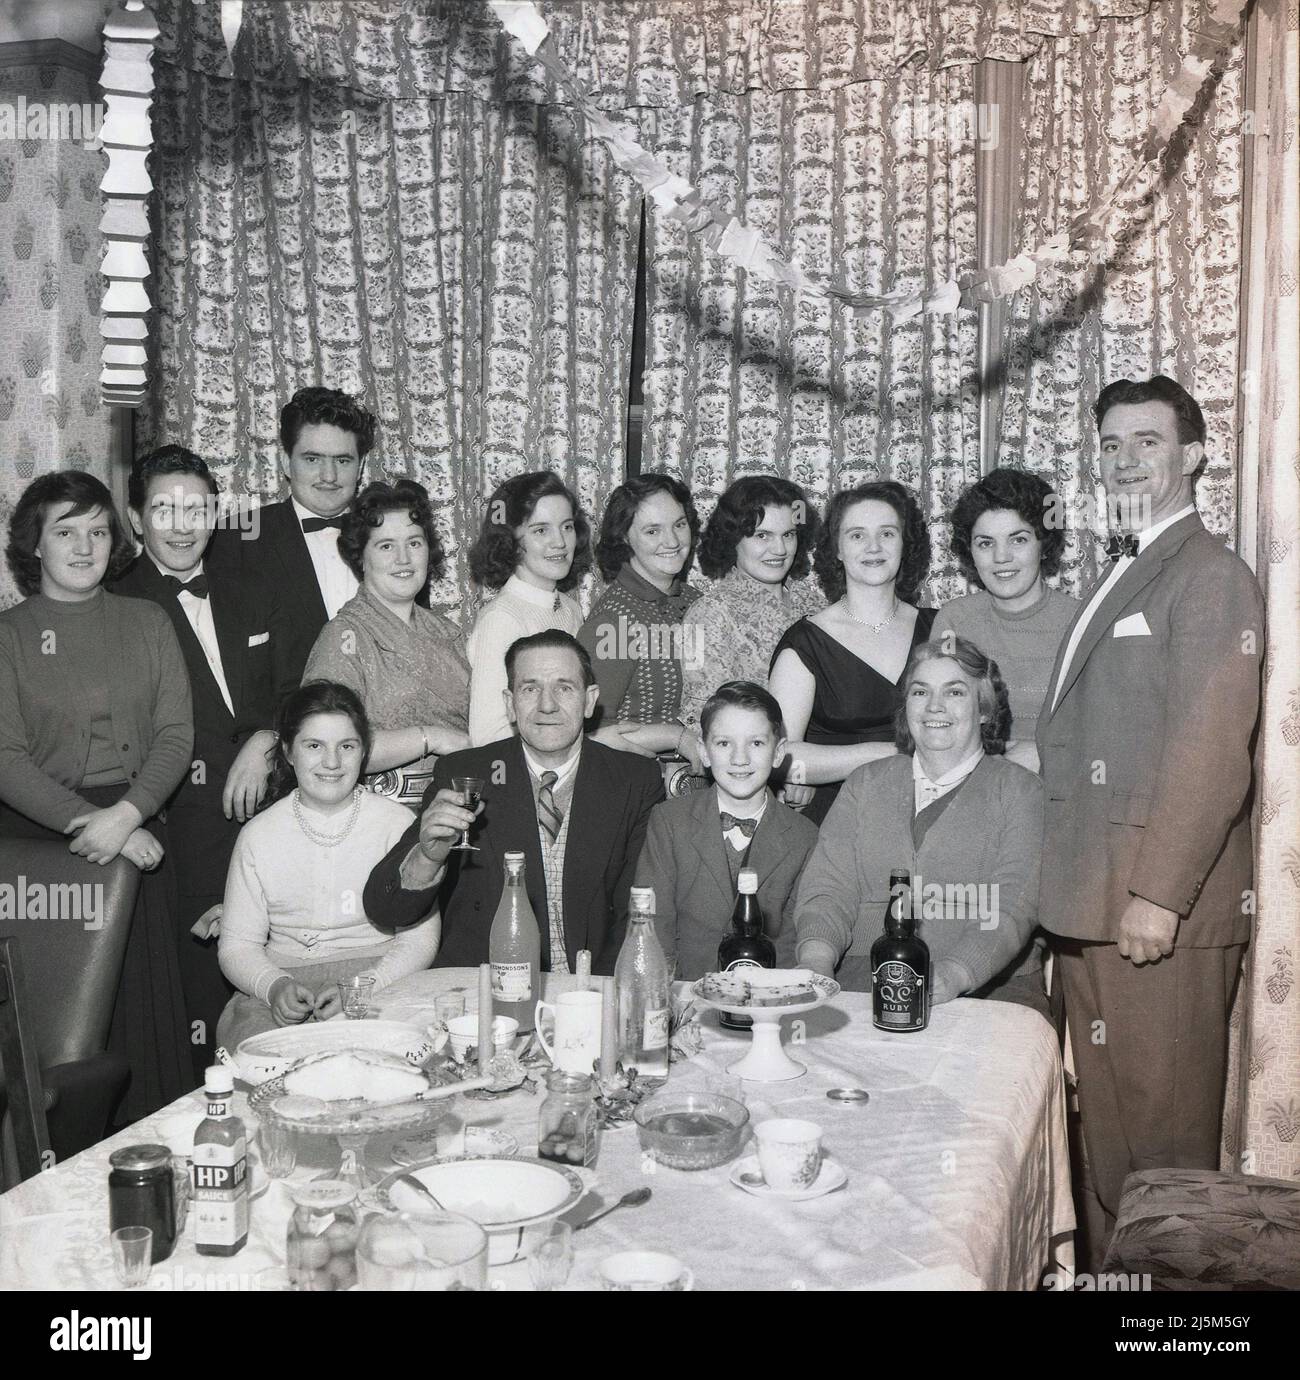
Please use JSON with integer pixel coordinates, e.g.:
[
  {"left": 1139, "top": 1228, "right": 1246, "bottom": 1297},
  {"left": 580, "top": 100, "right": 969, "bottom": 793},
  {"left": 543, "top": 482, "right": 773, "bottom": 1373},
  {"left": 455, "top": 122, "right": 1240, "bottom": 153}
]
[
  {"left": 113, "top": 446, "right": 298, "bottom": 1078},
  {"left": 636, "top": 681, "right": 819, "bottom": 980},
  {"left": 1037, "top": 376, "right": 1265, "bottom": 1268},
  {"left": 364, "top": 631, "right": 665, "bottom": 975},
  {"left": 216, "top": 386, "right": 377, "bottom": 683}
]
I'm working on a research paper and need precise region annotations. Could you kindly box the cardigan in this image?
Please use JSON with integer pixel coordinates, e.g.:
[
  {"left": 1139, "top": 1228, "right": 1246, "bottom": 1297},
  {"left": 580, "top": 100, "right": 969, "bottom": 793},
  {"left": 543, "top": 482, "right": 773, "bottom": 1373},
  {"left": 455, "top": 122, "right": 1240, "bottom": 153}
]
[
  {"left": 793, "top": 753, "right": 1044, "bottom": 997},
  {"left": 218, "top": 790, "right": 439, "bottom": 1004},
  {"left": 0, "top": 590, "right": 193, "bottom": 830}
]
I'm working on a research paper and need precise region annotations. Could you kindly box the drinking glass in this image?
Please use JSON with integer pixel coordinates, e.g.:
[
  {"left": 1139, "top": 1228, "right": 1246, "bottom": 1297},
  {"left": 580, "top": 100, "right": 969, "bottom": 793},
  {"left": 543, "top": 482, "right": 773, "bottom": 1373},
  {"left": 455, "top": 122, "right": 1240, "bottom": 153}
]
[
  {"left": 356, "top": 1211, "right": 488, "bottom": 1291},
  {"left": 258, "top": 1119, "right": 298, "bottom": 1178},
  {"left": 434, "top": 992, "right": 466, "bottom": 1028},
  {"left": 338, "top": 974, "right": 376, "bottom": 1020},
  {"left": 527, "top": 1220, "right": 574, "bottom": 1292},
  {"left": 449, "top": 776, "right": 484, "bottom": 851},
  {"left": 111, "top": 1226, "right": 153, "bottom": 1288}
]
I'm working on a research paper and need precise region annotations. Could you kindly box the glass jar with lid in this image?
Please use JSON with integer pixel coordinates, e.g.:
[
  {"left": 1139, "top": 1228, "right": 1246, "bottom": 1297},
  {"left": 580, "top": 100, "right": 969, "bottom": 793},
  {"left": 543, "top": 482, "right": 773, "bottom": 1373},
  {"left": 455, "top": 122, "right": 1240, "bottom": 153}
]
[
  {"left": 108, "top": 1144, "right": 177, "bottom": 1263},
  {"left": 286, "top": 1179, "right": 360, "bottom": 1291},
  {"left": 537, "top": 1070, "right": 598, "bottom": 1168}
]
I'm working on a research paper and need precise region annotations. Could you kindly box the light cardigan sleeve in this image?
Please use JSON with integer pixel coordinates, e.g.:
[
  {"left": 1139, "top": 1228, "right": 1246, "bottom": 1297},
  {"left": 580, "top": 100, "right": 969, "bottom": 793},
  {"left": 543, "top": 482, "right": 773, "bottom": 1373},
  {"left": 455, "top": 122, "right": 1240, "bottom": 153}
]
[
  {"left": 218, "top": 827, "right": 287, "bottom": 1005},
  {"left": 466, "top": 603, "right": 519, "bottom": 747}
]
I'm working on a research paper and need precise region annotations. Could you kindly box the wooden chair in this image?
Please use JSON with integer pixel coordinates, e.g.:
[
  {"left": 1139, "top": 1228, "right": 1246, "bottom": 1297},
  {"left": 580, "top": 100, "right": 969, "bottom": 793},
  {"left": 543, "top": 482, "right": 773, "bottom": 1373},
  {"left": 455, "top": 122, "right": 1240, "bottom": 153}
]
[{"left": 0, "top": 840, "right": 138, "bottom": 1187}]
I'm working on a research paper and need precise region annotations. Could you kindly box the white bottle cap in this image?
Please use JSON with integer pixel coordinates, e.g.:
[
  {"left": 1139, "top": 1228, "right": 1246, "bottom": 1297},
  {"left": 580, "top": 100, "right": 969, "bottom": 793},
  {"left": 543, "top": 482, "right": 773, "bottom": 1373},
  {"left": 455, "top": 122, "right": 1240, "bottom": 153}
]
[
  {"left": 630, "top": 886, "right": 655, "bottom": 912},
  {"left": 204, "top": 1065, "right": 234, "bottom": 1095},
  {"left": 504, "top": 851, "right": 525, "bottom": 871},
  {"left": 737, "top": 869, "right": 758, "bottom": 895}
]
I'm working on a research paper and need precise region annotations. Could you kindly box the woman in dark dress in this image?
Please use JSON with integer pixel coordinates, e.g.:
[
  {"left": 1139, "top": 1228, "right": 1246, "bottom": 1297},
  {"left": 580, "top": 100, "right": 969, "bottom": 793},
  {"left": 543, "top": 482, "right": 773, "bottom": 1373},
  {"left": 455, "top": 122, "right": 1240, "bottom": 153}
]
[
  {"left": 769, "top": 481, "right": 935, "bottom": 824},
  {"left": 0, "top": 472, "right": 194, "bottom": 1122}
]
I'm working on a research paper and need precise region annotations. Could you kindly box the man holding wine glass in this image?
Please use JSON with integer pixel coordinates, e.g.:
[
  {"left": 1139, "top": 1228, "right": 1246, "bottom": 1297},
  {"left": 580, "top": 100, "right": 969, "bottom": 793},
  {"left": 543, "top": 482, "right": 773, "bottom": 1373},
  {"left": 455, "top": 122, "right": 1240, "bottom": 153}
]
[{"left": 363, "top": 630, "right": 665, "bottom": 978}]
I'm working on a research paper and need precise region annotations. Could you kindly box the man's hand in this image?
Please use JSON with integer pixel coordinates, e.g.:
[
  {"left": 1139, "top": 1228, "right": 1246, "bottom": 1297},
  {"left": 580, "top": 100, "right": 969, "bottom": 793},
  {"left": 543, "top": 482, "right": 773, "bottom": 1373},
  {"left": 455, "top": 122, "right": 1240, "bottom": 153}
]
[
  {"left": 66, "top": 801, "right": 142, "bottom": 865},
  {"left": 223, "top": 730, "right": 277, "bottom": 822},
  {"left": 1117, "top": 896, "right": 1179, "bottom": 965},
  {"left": 416, "top": 789, "right": 482, "bottom": 870},
  {"left": 588, "top": 723, "right": 658, "bottom": 758},
  {"left": 268, "top": 976, "right": 315, "bottom": 1026},
  {"left": 779, "top": 782, "right": 815, "bottom": 811}
]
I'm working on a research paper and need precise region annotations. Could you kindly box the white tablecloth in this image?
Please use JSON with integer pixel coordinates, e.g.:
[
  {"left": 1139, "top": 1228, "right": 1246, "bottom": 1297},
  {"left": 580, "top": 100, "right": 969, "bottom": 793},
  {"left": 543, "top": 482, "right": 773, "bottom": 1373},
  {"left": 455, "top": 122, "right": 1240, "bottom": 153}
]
[{"left": 0, "top": 969, "right": 1074, "bottom": 1291}]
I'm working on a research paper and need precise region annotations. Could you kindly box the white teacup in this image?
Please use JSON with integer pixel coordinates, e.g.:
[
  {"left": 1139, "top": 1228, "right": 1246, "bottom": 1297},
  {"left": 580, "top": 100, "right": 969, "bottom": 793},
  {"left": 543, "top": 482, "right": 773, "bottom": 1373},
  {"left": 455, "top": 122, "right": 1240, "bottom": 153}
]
[
  {"left": 754, "top": 1118, "right": 823, "bottom": 1192},
  {"left": 597, "top": 1251, "right": 694, "bottom": 1291},
  {"left": 535, "top": 989, "right": 603, "bottom": 1075},
  {"left": 446, "top": 1014, "right": 518, "bottom": 1064}
]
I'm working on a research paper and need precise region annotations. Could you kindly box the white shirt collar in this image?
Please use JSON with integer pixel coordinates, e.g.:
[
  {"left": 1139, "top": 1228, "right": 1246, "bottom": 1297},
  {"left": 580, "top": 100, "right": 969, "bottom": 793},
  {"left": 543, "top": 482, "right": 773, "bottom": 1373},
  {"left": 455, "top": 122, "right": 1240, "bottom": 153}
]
[
  {"left": 716, "top": 788, "right": 768, "bottom": 824},
  {"left": 521, "top": 738, "right": 582, "bottom": 790},
  {"left": 504, "top": 572, "right": 562, "bottom": 610},
  {"left": 1135, "top": 503, "right": 1196, "bottom": 553},
  {"left": 913, "top": 745, "right": 985, "bottom": 789}
]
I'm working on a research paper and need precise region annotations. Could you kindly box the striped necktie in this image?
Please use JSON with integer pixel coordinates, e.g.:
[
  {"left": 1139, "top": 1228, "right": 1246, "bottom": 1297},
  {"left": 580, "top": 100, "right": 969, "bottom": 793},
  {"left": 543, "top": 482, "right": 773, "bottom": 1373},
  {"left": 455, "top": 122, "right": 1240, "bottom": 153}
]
[{"left": 537, "top": 770, "right": 563, "bottom": 843}]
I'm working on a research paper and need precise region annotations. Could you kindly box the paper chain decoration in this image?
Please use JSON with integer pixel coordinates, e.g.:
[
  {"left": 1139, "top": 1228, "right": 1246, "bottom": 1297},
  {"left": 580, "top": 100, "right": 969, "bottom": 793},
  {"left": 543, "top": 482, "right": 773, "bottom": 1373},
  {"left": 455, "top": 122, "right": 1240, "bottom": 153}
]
[{"left": 490, "top": 0, "right": 1250, "bottom": 319}]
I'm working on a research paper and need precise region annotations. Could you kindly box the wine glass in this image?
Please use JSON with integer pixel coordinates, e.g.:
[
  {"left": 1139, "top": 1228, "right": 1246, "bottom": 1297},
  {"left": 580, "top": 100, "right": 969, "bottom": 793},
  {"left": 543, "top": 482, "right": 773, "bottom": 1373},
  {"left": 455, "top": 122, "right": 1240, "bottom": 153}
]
[
  {"left": 356, "top": 1211, "right": 488, "bottom": 1291},
  {"left": 449, "top": 776, "right": 484, "bottom": 851},
  {"left": 527, "top": 1220, "right": 574, "bottom": 1292}
]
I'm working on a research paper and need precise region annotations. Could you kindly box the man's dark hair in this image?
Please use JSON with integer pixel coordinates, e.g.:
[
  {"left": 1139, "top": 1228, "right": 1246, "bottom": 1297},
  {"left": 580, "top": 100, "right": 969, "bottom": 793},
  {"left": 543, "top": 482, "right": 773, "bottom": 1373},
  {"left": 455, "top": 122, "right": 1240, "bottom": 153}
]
[
  {"left": 279, "top": 385, "right": 377, "bottom": 458},
  {"left": 947, "top": 467, "right": 1064, "bottom": 588},
  {"left": 128, "top": 444, "right": 218, "bottom": 514},
  {"left": 700, "top": 679, "right": 784, "bottom": 739},
  {"left": 268, "top": 679, "right": 373, "bottom": 800},
  {"left": 697, "top": 476, "right": 818, "bottom": 580},
  {"left": 339, "top": 479, "right": 445, "bottom": 597},
  {"left": 1094, "top": 375, "right": 1206, "bottom": 447},
  {"left": 813, "top": 480, "right": 931, "bottom": 603},
  {"left": 504, "top": 629, "right": 596, "bottom": 691},
  {"left": 6, "top": 470, "right": 135, "bottom": 596},
  {"left": 595, "top": 471, "right": 699, "bottom": 582},
  {"left": 468, "top": 470, "right": 592, "bottom": 593}
]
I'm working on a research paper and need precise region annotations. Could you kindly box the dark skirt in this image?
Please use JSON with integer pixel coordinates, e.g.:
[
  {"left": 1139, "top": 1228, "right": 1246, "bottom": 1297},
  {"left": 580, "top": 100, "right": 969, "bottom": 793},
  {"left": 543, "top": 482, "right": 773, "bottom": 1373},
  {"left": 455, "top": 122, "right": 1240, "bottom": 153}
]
[{"left": 0, "top": 786, "right": 194, "bottom": 1125}]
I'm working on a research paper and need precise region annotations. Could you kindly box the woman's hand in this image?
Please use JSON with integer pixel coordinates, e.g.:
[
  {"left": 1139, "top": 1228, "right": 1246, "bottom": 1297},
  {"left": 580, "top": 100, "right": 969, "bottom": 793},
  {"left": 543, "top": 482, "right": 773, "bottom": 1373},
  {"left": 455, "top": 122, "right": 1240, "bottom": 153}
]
[
  {"left": 121, "top": 828, "right": 165, "bottom": 871},
  {"left": 269, "top": 976, "right": 315, "bottom": 1026},
  {"left": 65, "top": 801, "right": 143, "bottom": 865},
  {"left": 423, "top": 725, "right": 471, "bottom": 758},
  {"left": 312, "top": 987, "right": 344, "bottom": 1021},
  {"left": 930, "top": 960, "right": 968, "bottom": 1006}
]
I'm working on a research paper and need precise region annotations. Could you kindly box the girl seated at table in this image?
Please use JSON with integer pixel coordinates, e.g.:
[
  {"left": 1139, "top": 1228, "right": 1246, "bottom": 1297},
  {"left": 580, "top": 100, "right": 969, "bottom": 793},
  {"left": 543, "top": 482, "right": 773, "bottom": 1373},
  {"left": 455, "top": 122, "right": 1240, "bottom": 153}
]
[
  {"left": 216, "top": 680, "right": 440, "bottom": 1048},
  {"left": 792, "top": 636, "right": 1049, "bottom": 1017}
]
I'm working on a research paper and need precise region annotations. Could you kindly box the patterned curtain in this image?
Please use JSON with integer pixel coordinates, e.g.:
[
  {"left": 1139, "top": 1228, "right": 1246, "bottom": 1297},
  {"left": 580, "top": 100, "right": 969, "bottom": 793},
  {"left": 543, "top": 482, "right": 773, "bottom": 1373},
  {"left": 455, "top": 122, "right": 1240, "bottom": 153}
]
[
  {"left": 995, "top": 0, "right": 1245, "bottom": 595},
  {"left": 1222, "top": 0, "right": 1299, "bottom": 1182},
  {"left": 139, "top": 62, "right": 640, "bottom": 616},
  {"left": 638, "top": 73, "right": 980, "bottom": 606}
]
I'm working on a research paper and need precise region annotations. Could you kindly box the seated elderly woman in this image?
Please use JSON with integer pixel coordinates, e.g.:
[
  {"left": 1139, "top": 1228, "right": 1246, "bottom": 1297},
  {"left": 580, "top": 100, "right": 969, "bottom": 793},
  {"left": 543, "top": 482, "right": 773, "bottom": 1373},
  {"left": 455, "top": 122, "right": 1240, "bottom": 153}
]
[
  {"left": 303, "top": 479, "right": 470, "bottom": 808},
  {"left": 792, "top": 636, "right": 1048, "bottom": 1017},
  {"left": 216, "top": 680, "right": 439, "bottom": 1048}
]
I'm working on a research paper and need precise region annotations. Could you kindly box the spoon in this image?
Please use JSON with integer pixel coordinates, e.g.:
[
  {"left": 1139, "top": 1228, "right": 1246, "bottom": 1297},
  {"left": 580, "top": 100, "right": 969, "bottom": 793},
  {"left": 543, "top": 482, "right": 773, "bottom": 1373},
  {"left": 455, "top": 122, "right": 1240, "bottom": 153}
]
[
  {"left": 574, "top": 1187, "right": 652, "bottom": 1232},
  {"left": 394, "top": 1172, "right": 448, "bottom": 1211}
]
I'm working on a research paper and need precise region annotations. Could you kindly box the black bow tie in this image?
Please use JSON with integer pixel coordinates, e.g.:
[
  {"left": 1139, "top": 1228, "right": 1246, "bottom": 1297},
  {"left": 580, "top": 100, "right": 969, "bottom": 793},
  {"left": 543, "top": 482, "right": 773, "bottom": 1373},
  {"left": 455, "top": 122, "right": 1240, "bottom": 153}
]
[
  {"left": 301, "top": 514, "right": 344, "bottom": 533},
  {"left": 719, "top": 812, "right": 758, "bottom": 839},
  {"left": 163, "top": 573, "right": 208, "bottom": 599},
  {"left": 1103, "top": 533, "right": 1140, "bottom": 561}
]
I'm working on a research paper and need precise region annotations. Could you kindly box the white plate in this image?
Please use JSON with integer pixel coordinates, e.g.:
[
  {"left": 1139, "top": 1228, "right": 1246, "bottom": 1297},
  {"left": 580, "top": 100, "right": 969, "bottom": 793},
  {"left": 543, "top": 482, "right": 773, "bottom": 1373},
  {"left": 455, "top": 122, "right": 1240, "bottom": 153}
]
[
  {"left": 378, "top": 1156, "right": 587, "bottom": 1265},
  {"left": 390, "top": 1125, "right": 519, "bottom": 1166},
  {"left": 728, "top": 1154, "right": 847, "bottom": 1200},
  {"left": 236, "top": 1020, "right": 439, "bottom": 1084}
]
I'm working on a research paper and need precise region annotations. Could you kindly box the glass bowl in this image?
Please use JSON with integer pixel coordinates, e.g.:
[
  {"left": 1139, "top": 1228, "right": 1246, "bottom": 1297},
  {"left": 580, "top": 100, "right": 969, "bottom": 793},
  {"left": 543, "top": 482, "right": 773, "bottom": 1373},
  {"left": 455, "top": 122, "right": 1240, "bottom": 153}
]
[{"left": 633, "top": 1091, "right": 750, "bottom": 1170}]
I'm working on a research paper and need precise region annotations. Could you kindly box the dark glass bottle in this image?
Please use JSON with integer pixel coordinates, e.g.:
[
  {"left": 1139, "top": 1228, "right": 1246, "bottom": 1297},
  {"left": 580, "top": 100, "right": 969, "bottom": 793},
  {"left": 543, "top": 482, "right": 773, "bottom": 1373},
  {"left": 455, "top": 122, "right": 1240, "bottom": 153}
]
[
  {"left": 871, "top": 869, "right": 930, "bottom": 1032},
  {"left": 717, "top": 869, "right": 775, "bottom": 1031},
  {"left": 108, "top": 1144, "right": 177, "bottom": 1263}
]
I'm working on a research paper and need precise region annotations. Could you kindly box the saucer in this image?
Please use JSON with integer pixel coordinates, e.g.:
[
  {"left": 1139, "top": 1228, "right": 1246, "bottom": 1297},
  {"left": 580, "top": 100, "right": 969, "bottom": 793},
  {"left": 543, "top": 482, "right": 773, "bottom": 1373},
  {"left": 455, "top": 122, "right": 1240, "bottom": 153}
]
[{"left": 728, "top": 1155, "right": 847, "bottom": 1200}]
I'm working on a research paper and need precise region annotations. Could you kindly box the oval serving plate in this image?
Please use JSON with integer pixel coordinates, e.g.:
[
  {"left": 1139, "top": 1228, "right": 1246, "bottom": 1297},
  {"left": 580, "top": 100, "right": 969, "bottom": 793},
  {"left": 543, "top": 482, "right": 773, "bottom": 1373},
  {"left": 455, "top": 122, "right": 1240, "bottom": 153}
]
[{"left": 236, "top": 1020, "right": 438, "bottom": 1084}]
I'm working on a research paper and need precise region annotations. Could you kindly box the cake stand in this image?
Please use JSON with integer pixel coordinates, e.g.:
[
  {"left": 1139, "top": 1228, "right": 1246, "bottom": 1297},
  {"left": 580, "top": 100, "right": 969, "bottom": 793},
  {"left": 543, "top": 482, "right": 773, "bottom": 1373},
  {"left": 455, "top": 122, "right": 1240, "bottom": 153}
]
[{"left": 690, "top": 975, "right": 840, "bottom": 1082}]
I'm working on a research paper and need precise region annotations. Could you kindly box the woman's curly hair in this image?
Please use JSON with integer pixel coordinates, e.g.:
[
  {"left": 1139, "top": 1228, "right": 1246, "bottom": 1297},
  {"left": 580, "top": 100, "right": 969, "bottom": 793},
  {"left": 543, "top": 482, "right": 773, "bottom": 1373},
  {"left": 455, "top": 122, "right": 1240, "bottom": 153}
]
[
  {"left": 947, "top": 467, "right": 1064, "bottom": 588},
  {"left": 595, "top": 471, "right": 699, "bottom": 582},
  {"left": 6, "top": 470, "right": 135, "bottom": 597},
  {"left": 813, "top": 481, "right": 930, "bottom": 604},
  {"left": 697, "top": 476, "right": 818, "bottom": 581},
  {"left": 339, "top": 479, "right": 445, "bottom": 602},
  {"left": 468, "top": 470, "right": 592, "bottom": 593},
  {"left": 893, "top": 636, "right": 1011, "bottom": 755}
]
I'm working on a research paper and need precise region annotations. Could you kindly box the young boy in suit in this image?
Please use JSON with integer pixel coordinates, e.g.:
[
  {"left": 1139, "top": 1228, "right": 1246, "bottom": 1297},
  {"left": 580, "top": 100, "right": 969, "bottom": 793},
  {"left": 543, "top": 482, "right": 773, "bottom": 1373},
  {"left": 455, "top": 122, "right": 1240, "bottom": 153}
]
[{"left": 635, "top": 681, "right": 819, "bottom": 980}]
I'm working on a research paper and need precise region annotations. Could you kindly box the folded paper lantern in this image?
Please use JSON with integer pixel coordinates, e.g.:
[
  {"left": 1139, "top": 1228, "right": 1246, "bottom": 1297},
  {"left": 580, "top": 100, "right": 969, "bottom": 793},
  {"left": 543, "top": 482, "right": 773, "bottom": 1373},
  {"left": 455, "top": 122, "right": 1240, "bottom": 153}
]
[{"left": 99, "top": 1, "right": 158, "bottom": 408}]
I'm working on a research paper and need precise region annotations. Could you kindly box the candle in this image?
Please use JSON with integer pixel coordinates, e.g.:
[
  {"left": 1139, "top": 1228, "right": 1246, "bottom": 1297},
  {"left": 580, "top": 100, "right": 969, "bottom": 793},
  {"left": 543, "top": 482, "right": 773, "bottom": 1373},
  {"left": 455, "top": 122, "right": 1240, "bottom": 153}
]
[
  {"left": 575, "top": 950, "right": 592, "bottom": 987},
  {"left": 599, "top": 975, "right": 617, "bottom": 1080},
  {"left": 477, "top": 963, "right": 493, "bottom": 1077}
]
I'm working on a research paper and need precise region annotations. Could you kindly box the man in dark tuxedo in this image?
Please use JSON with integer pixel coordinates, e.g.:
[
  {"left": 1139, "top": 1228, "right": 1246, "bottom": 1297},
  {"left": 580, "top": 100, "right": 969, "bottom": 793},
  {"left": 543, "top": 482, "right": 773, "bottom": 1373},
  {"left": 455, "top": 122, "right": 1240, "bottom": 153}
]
[
  {"left": 364, "top": 631, "right": 665, "bottom": 975},
  {"left": 221, "top": 385, "right": 377, "bottom": 682},
  {"left": 113, "top": 446, "right": 298, "bottom": 1077},
  {"left": 1037, "top": 377, "right": 1265, "bottom": 1268}
]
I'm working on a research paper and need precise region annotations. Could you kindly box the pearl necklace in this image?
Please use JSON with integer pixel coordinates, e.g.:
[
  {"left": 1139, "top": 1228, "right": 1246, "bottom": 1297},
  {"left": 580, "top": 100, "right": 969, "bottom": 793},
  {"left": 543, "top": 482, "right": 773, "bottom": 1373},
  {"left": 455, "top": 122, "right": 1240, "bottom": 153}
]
[
  {"left": 840, "top": 596, "right": 899, "bottom": 634},
  {"left": 292, "top": 787, "right": 363, "bottom": 848}
]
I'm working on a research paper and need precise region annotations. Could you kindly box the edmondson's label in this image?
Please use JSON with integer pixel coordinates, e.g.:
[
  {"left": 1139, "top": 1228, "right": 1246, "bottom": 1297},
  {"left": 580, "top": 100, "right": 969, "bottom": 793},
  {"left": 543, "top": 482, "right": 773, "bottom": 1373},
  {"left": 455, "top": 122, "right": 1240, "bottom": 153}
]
[
  {"left": 642, "top": 1007, "right": 669, "bottom": 1050},
  {"left": 872, "top": 960, "right": 926, "bottom": 1029}
]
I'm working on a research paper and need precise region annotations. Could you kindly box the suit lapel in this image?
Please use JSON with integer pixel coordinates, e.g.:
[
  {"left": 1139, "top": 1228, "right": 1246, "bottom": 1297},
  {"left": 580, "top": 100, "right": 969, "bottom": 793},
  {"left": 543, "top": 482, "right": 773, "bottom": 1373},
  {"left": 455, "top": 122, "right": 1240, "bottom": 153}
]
[
  {"left": 268, "top": 501, "right": 327, "bottom": 629},
  {"left": 689, "top": 787, "right": 738, "bottom": 913}
]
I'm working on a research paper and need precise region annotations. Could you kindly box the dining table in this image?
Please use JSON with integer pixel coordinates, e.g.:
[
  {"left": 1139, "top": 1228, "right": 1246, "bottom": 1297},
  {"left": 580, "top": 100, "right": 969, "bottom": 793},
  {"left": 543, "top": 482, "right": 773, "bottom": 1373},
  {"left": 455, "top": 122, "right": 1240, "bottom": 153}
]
[{"left": 0, "top": 967, "right": 1075, "bottom": 1291}]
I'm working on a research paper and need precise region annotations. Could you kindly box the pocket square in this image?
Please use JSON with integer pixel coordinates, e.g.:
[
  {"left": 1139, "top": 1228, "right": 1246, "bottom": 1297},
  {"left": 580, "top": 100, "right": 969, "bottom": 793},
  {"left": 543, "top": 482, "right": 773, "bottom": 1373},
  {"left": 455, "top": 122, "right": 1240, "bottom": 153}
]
[
  {"left": 1113, "top": 612, "right": 1151, "bottom": 638},
  {"left": 247, "top": 631, "right": 269, "bottom": 646}
]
